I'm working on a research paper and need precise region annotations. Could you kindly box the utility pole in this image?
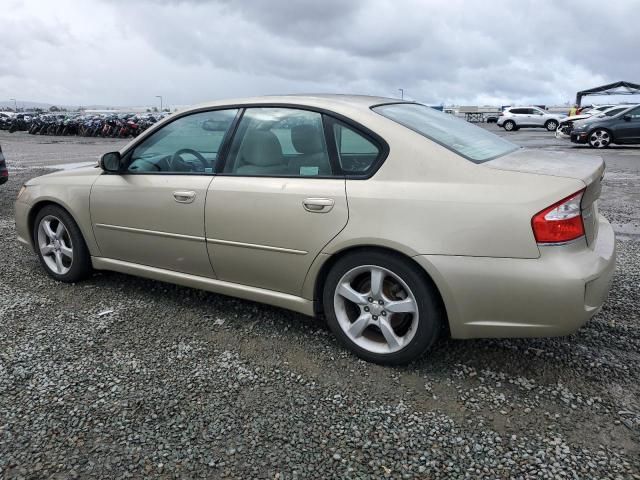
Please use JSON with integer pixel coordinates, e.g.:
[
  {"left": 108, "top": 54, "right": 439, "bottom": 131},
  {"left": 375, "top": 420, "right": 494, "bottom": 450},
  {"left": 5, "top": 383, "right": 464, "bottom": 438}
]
[
  {"left": 155, "top": 95, "right": 163, "bottom": 111},
  {"left": 398, "top": 89, "right": 404, "bottom": 100}
]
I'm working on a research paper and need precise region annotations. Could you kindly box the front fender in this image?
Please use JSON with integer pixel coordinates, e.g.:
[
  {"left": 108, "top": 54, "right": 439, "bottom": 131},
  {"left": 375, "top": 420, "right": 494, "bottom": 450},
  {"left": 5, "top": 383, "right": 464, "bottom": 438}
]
[{"left": 16, "top": 180, "right": 101, "bottom": 256}]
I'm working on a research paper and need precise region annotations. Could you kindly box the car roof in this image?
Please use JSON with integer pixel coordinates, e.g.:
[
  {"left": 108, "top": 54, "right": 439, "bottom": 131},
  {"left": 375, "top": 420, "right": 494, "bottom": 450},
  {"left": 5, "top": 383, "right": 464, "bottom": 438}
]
[{"left": 188, "top": 94, "right": 407, "bottom": 112}]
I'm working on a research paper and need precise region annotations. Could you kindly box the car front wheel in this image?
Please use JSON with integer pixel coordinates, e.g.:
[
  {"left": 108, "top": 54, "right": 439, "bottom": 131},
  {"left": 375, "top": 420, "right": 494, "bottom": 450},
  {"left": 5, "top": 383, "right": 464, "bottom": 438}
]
[
  {"left": 323, "top": 251, "right": 443, "bottom": 365},
  {"left": 588, "top": 129, "right": 612, "bottom": 149},
  {"left": 503, "top": 120, "right": 516, "bottom": 131},
  {"left": 34, "top": 205, "right": 92, "bottom": 283}
]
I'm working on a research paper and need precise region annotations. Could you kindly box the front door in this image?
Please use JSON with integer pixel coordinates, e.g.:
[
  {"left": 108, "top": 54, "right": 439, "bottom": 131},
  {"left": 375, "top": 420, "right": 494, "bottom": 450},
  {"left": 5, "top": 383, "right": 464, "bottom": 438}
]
[
  {"left": 205, "top": 107, "right": 348, "bottom": 295},
  {"left": 528, "top": 108, "right": 545, "bottom": 126},
  {"left": 90, "top": 109, "right": 239, "bottom": 277},
  {"left": 615, "top": 106, "right": 640, "bottom": 142}
]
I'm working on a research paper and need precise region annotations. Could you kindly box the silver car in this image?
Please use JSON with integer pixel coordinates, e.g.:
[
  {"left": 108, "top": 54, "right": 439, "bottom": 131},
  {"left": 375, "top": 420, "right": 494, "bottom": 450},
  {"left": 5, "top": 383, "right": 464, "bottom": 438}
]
[
  {"left": 15, "top": 95, "right": 616, "bottom": 364},
  {"left": 497, "top": 106, "right": 565, "bottom": 131}
]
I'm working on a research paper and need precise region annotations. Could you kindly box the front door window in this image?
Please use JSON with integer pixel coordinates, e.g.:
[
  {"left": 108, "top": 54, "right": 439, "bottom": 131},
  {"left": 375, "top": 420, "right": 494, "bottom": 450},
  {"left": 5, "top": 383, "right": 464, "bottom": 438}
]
[{"left": 126, "top": 109, "right": 238, "bottom": 173}]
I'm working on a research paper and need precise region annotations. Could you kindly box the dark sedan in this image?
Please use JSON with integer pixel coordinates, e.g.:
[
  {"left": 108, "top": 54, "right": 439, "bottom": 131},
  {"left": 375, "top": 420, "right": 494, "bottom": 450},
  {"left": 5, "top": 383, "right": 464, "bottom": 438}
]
[
  {"left": 571, "top": 105, "right": 640, "bottom": 148},
  {"left": 0, "top": 145, "right": 7, "bottom": 185}
]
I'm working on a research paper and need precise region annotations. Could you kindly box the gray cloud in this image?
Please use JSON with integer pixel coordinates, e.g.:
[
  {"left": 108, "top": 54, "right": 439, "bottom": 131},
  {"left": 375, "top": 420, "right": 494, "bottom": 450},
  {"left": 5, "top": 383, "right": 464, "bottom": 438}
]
[{"left": 1, "top": 0, "right": 638, "bottom": 108}]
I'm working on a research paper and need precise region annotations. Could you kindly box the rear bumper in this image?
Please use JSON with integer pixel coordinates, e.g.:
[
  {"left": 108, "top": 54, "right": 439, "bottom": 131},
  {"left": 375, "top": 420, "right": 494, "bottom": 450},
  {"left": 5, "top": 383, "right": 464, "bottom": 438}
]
[{"left": 415, "top": 214, "right": 616, "bottom": 339}]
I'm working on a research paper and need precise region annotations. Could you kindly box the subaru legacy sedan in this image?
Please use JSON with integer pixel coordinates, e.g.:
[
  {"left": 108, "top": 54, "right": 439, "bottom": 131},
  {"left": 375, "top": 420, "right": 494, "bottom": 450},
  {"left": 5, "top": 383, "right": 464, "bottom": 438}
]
[{"left": 15, "top": 95, "right": 615, "bottom": 365}]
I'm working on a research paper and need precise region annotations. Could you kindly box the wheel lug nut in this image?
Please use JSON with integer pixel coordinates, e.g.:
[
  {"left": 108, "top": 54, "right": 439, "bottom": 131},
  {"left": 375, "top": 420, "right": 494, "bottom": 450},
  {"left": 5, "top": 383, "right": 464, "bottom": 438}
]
[
  {"left": 381, "top": 311, "right": 386, "bottom": 316},
  {"left": 372, "top": 315, "right": 378, "bottom": 320},
  {"left": 368, "top": 297, "right": 373, "bottom": 303},
  {"left": 378, "top": 300, "right": 383, "bottom": 305},
  {"left": 364, "top": 306, "right": 369, "bottom": 312}
]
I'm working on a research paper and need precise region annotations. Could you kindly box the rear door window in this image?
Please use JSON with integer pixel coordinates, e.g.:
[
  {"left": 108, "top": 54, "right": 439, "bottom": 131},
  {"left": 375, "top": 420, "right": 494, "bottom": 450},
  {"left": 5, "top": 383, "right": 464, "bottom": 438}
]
[{"left": 223, "top": 108, "right": 334, "bottom": 177}]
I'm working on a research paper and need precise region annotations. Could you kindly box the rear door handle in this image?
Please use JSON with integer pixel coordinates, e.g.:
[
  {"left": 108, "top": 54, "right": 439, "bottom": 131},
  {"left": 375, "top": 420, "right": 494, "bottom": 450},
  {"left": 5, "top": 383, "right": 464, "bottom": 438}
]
[
  {"left": 303, "top": 197, "right": 334, "bottom": 213},
  {"left": 173, "top": 190, "right": 196, "bottom": 204}
]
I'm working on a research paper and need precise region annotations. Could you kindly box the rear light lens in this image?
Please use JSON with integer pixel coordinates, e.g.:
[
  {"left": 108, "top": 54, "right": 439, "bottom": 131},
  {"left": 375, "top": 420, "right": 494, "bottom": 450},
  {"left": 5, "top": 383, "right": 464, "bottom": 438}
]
[{"left": 532, "top": 190, "right": 585, "bottom": 243}]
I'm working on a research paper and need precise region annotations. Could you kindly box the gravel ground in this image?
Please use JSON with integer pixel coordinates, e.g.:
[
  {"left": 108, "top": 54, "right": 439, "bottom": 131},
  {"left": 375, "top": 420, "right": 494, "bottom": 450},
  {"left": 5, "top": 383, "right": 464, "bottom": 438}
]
[{"left": 0, "top": 131, "right": 639, "bottom": 479}]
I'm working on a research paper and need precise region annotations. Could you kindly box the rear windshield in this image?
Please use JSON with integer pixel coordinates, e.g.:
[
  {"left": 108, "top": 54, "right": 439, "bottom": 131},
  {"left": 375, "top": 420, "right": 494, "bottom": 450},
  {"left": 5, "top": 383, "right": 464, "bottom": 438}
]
[{"left": 373, "top": 103, "right": 519, "bottom": 163}]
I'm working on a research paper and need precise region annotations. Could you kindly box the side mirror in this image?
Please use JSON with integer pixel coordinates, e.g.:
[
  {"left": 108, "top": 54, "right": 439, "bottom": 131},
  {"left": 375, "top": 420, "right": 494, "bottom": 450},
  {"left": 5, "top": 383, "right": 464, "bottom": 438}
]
[
  {"left": 623, "top": 115, "right": 631, "bottom": 122},
  {"left": 100, "top": 151, "right": 122, "bottom": 172}
]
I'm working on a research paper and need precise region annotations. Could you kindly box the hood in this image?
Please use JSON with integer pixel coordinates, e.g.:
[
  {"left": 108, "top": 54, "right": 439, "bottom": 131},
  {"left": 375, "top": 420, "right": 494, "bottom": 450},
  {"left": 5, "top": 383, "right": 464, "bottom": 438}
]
[
  {"left": 25, "top": 165, "right": 102, "bottom": 186},
  {"left": 562, "top": 114, "right": 592, "bottom": 122}
]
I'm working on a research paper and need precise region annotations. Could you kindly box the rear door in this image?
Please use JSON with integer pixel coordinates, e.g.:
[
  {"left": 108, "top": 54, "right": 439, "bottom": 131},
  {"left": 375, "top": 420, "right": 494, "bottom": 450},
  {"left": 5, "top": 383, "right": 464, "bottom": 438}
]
[
  {"left": 511, "top": 108, "right": 533, "bottom": 126},
  {"left": 205, "top": 107, "right": 348, "bottom": 295}
]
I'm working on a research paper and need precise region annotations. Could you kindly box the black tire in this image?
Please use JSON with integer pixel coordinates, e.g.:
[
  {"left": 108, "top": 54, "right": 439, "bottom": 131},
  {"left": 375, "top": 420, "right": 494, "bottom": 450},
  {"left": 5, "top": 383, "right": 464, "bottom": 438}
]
[
  {"left": 33, "top": 205, "right": 92, "bottom": 283},
  {"left": 545, "top": 119, "right": 558, "bottom": 131},
  {"left": 322, "top": 250, "right": 443, "bottom": 365},
  {"left": 588, "top": 128, "right": 612, "bottom": 149},
  {"left": 503, "top": 120, "right": 516, "bottom": 131}
]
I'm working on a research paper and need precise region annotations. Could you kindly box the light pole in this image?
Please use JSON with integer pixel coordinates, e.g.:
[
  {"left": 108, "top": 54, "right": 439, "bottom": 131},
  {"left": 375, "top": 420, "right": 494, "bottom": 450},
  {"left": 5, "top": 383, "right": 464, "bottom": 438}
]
[
  {"left": 9, "top": 98, "right": 17, "bottom": 112},
  {"left": 155, "top": 95, "right": 163, "bottom": 112},
  {"left": 398, "top": 89, "right": 404, "bottom": 100}
]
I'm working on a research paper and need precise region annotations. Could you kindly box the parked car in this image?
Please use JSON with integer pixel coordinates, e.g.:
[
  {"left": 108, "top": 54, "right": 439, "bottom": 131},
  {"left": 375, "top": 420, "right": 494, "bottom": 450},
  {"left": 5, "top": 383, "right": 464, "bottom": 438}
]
[
  {"left": 0, "top": 145, "right": 7, "bottom": 185},
  {"left": 571, "top": 105, "right": 640, "bottom": 148},
  {"left": 14, "top": 95, "right": 615, "bottom": 365},
  {"left": 556, "top": 105, "right": 632, "bottom": 139},
  {"left": 497, "top": 106, "right": 565, "bottom": 131}
]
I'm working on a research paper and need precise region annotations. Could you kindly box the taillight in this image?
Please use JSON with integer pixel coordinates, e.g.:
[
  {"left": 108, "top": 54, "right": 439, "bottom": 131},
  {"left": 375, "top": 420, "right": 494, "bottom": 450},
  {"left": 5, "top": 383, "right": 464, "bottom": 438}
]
[{"left": 531, "top": 190, "right": 585, "bottom": 243}]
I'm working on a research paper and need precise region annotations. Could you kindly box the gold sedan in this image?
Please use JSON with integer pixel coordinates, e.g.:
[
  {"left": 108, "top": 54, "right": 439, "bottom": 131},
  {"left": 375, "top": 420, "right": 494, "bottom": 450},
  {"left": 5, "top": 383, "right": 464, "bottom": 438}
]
[{"left": 15, "top": 95, "right": 616, "bottom": 364}]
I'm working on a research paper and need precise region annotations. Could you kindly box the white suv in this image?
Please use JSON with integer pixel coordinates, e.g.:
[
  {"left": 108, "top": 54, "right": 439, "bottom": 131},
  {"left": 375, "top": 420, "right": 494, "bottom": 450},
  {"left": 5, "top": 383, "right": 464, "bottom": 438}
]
[{"left": 497, "top": 107, "right": 565, "bottom": 132}]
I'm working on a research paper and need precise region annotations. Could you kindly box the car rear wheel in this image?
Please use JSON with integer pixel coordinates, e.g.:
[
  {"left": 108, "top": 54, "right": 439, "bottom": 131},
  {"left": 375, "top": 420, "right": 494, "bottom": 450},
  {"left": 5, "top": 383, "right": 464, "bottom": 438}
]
[
  {"left": 545, "top": 119, "right": 558, "bottom": 131},
  {"left": 503, "top": 120, "right": 516, "bottom": 131},
  {"left": 588, "top": 129, "right": 611, "bottom": 149},
  {"left": 34, "top": 205, "right": 92, "bottom": 283},
  {"left": 323, "top": 251, "right": 443, "bottom": 365}
]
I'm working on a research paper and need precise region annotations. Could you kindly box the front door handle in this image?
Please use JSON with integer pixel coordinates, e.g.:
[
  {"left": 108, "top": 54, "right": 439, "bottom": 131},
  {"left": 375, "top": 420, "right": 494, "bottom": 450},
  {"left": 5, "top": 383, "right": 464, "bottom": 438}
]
[
  {"left": 173, "top": 191, "right": 196, "bottom": 204},
  {"left": 303, "top": 197, "right": 334, "bottom": 213}
]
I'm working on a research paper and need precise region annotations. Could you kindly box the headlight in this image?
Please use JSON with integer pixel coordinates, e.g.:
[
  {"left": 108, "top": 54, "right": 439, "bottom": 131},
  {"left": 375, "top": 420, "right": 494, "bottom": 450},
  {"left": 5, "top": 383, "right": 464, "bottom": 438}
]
[{"left": 17, "top": 184, "right": 27, "bottom": 200}]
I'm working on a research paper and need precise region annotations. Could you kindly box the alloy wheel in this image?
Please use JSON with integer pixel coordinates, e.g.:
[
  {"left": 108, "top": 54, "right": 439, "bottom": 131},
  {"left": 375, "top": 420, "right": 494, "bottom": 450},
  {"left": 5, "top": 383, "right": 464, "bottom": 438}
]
[
  {"left": 589, "top": 129, "right": 610, "bottom": 148},
  {"left": 504, "top": 121, "right": 515, "bottom": 131},
  {"left": 333, "top": 265, "right": 419, "bottom": 354},
  {"left": 546, "top": 120, "right": 558, "bottom": 131},
  {"left": 37, "top": 215, "right": 73, "bottom": 275}
]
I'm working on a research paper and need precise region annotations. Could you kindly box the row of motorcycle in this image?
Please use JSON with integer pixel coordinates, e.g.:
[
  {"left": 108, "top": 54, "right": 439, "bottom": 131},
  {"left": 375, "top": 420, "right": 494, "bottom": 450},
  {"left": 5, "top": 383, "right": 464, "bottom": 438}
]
[{"left": 0, "top": 113, "right": 166, "bottom": 138}]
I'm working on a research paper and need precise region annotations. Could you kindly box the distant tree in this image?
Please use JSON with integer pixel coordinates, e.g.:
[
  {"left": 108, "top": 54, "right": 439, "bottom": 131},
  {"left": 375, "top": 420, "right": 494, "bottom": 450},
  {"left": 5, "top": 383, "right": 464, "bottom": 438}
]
[
  {"left": 163, "top": 108, "right": 170, "bottom": 112},
  {"left": 152, "top": 107, "right": 158, "bottom": 112},
  {"left": 49, "top": 105, "right": 60, "bottom": 112},
  {"left": 146, "top": 108, "right": 151, "bottom": 113}
]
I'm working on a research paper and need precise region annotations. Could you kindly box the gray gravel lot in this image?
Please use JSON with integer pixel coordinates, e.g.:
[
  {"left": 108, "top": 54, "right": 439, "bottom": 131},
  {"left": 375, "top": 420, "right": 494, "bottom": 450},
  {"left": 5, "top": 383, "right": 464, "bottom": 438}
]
[{"left": 0, "top": 130, "right": 639, "bottom": 479}]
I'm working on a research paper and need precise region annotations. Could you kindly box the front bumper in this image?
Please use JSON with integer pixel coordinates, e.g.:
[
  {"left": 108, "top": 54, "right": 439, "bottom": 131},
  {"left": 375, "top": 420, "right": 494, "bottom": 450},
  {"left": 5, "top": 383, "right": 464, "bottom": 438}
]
[
  {"left": 415, "top": 214, "right": 616, "bottom": 339},
  {"left": 15, "top": 200, "right": 32, "bottom": 249},
  {"left": 571, "top": 131, "right": 589, "bottom": 144}
]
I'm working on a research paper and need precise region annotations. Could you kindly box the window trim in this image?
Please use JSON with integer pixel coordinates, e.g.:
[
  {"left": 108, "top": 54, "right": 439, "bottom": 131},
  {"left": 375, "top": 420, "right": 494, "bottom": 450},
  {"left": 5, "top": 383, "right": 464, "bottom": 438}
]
[{"left": 113, "top": 103, "right": 389, "bottom": 179}]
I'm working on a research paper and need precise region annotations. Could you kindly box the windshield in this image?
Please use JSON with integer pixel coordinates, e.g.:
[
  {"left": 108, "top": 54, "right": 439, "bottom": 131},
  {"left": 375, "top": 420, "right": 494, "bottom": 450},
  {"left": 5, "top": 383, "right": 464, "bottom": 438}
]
[{"left": 373, "top": 103, "right": 519, "bottom": 163}]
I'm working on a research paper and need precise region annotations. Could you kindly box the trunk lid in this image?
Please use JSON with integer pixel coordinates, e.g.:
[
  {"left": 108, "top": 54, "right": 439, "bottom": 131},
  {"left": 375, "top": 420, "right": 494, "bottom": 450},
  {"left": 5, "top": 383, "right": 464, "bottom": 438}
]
[{"left": 484, "top": 148, "right": 604, "bottom": 245}]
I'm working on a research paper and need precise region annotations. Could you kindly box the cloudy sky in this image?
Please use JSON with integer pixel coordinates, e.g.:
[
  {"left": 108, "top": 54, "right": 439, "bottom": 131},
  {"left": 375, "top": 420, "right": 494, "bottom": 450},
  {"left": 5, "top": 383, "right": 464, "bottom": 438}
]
[{"left": 1, "top": 0, "right": 639, "bottom": 108}]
